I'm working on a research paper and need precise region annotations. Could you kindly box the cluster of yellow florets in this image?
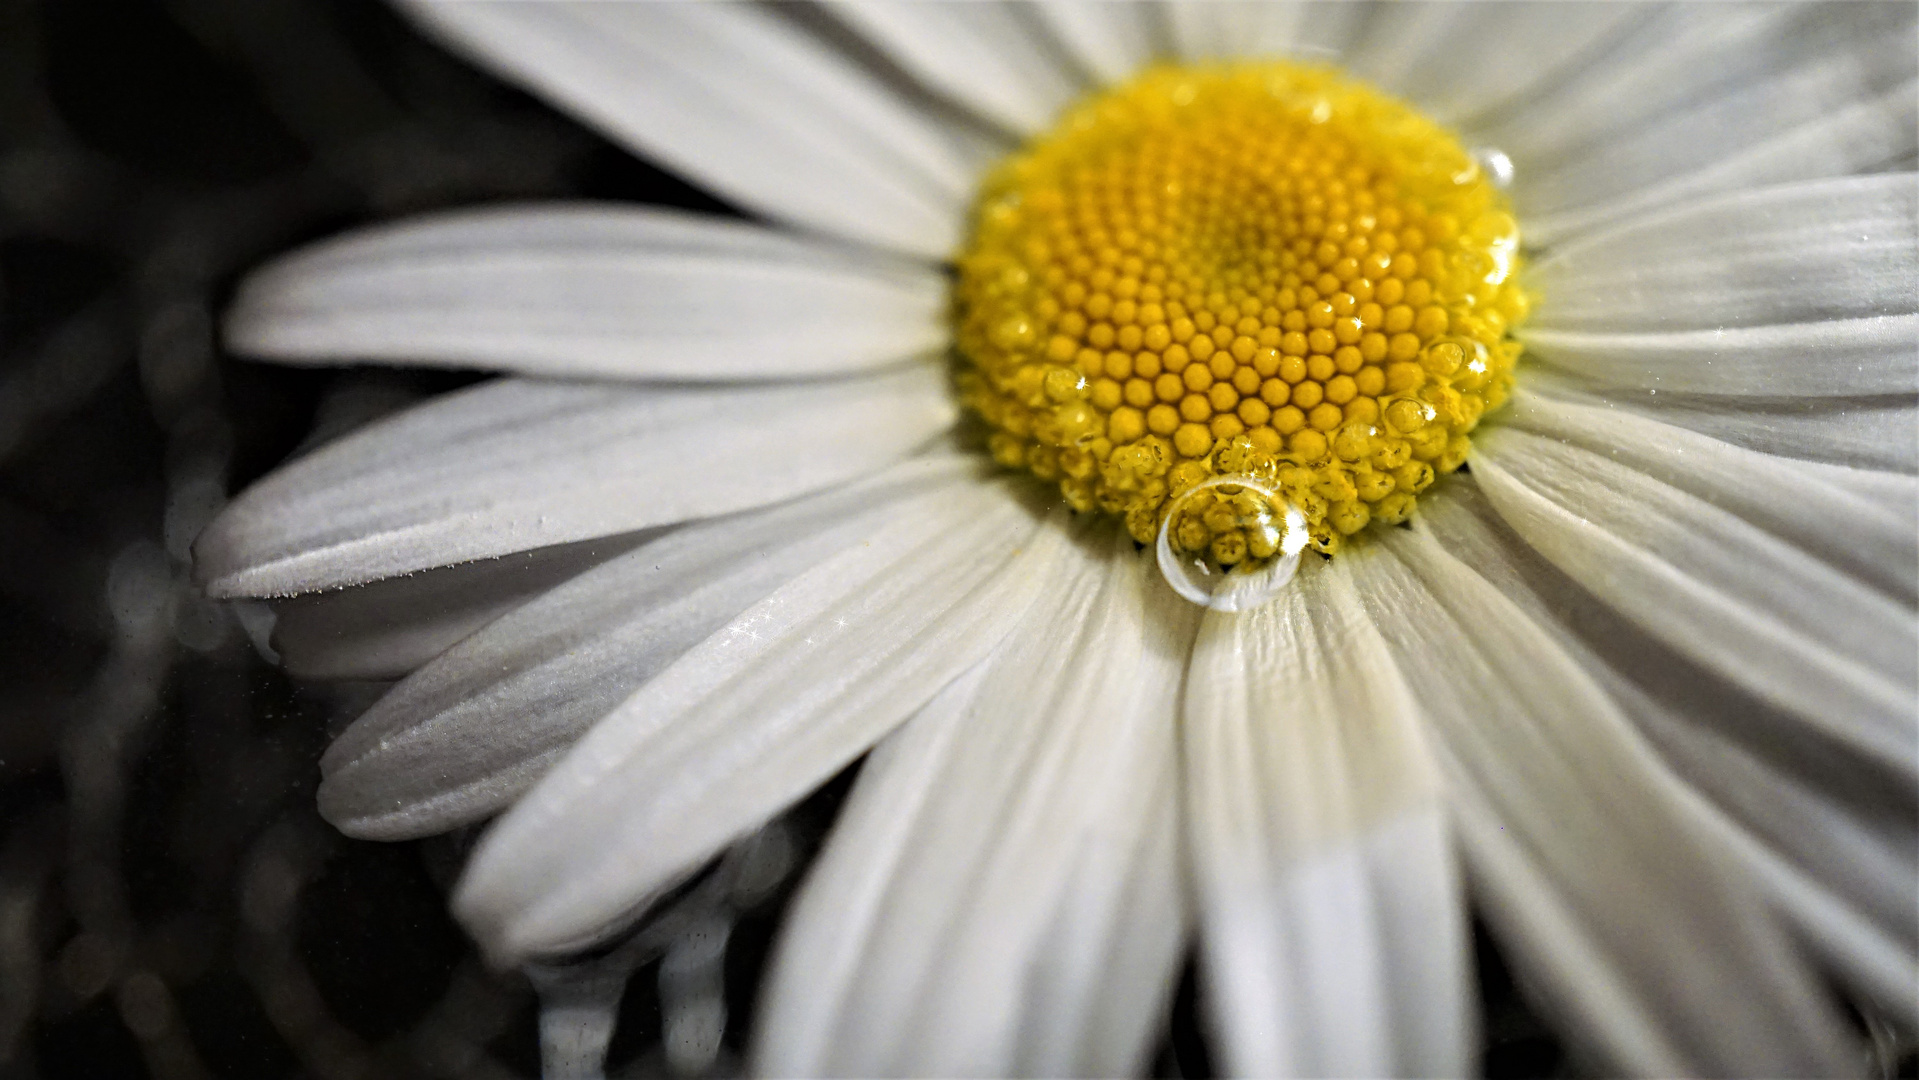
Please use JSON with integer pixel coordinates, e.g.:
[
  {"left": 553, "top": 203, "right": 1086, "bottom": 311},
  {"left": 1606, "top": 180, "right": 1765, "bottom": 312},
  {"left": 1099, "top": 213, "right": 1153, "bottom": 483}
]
[{"left": 954, "top": 63, "right": 1530, "bottom": 559}]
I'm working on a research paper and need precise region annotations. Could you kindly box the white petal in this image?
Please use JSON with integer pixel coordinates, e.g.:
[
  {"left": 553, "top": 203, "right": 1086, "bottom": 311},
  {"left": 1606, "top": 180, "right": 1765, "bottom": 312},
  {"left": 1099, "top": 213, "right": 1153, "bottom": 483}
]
[
  {"left": 1472, "top": 426, "right": 1918, "bottom": 777},
  {"left": 1030, "top": 1, "right": 1160, "bottom": 84},
  {"left": 1520, "top": 20, "right": 1917, "bottom": 247},
  {"left": 1527, "top": 174, "right": 1918, "bottom": 331},
  {"left": 1526, "top": 370, "right": 1918, "bottom": 473},
  {"left": 1344, "top": 2, "right": 1644, "bottom": 125},
  {"left": 195, "top": 365, "right": 955, "bottom": 597},
  {"left": 226, "top": 205, "right": 948, "bottom": 380},
  {"left": 756, "top": 529, "right": 1195, "bottom": 1077},
  {"left": 1417, "top": 485, "right": 1916, "bottom": 1034},
  {"left": 1503, "top": 389, "right": 1918, "bottom": 604},
  {"left": 397, "top": 1, "right": 978, "bottom": 257},
  {"left": 453, "top": 485, "right": 1065, "bottom": 962},
  {"left": 1358, "top": 521, "right": 1859, "bottom": 1075},
  {"left": 272, "top": 529, "right": 657, "bottom": 681},
  {"left": 825, "top": 2, "right": 1085, "bottom": 135},
  {"left": 1168, "top": 0, "right": 1370, "bottom": 62},
  {"left": 1520, "top": 315, "right": 1919, "bottom": 398},
  {"left": 318, "top": 456, "right": 982, "bottom": 840},
  {"left": 1183, "top": 557, "right": 1469, "bottom": 1077},
  {"left": 1483, "top": 5, "right": 1834, "bottom": 169}
]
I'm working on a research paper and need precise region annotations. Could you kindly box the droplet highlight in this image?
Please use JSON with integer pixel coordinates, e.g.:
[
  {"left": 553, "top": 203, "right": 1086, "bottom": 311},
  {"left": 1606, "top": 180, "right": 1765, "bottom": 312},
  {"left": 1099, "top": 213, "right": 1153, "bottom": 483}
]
[{"left": 1156, "top": 475, "right": 1310, "bottom": 611}]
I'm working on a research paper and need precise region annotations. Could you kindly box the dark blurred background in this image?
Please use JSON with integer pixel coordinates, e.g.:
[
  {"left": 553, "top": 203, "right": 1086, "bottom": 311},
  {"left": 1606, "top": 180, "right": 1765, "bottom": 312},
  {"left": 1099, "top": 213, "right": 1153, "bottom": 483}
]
[{"left": 0, "top": 0, "right": 1669, "bottom": 1076}]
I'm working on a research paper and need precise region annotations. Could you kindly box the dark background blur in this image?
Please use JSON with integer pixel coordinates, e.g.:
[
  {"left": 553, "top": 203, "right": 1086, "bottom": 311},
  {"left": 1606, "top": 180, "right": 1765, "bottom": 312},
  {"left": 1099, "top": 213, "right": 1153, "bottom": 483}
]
[{"left": 0, "top": 0, "right": 1671, "bottom": 1076}]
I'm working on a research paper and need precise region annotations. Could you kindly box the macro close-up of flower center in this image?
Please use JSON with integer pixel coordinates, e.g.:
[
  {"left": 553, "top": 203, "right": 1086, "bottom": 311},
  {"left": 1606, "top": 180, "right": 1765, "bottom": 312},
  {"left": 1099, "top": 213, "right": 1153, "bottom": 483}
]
[{"left": 956, "top": 63, "right": 1525, "bottom": 585}]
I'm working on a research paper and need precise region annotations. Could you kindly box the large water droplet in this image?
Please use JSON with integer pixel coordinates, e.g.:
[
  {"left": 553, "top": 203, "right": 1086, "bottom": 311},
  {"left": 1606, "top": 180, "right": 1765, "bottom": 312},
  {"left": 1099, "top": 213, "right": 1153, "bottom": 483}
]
[{"left": 1155, "top": 475, "right": 1310, "bottom": 611}]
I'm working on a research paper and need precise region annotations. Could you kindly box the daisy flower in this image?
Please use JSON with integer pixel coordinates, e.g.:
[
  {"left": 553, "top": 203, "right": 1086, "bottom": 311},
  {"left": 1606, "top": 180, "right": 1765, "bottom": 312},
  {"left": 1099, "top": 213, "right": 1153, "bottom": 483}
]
[{"left": 196, "top": 2, "right": 1917, "bottom": 1075}]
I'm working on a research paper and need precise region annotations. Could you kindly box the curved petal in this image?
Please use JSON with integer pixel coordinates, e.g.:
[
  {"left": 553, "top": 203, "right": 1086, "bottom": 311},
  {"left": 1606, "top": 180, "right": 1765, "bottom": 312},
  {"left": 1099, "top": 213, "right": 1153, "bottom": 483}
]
[
  {"left": 1525, "top": 370, "right": 1918, "bottom": 473},
  {"left": 1168, "top": 0, "right": 1371, "bottom": 63},
  {"left": 1417, "top": 485, "right": 1917, "bottom": 1034},
  {"left": 756, "top": 530, "right": 1196, "bottom": 1077},
  {"left": 1183, "top": 556, "right": 1470, "bottom": 1077},
  {"left": 1472, "top": 426, "right": 1918, "bottom": 778},
  {"left": 1502, "top": 389, "right": 1918, "bottom": 605},
  {"left": 1511, "top": 3, "right": 1916, "bottom": 242},
  {"left": 1520, "top": 315, "right": 1919, "bottom": 398},
  {"left": 453, "top": 485, "right": 1065, "bottom": 962},
  {"left": 272, "top": 528, "right": 659, "bottom": 681},
  {"left": 1030, "top": 1, "right": 1160, "bottom": 85},
  {"left": 318, "top": 455, "right": 983, "bottom": 840},
  {"left": 1526, "top": 174, "right": 1918, "bottom": 332},
  {"left": 1356, "top": 522, "right": 1858, "bottom": 1075},
  {"left": 195, "top": 364, "right": 956, "bottom": 597},
  {"left": 397, "top": 0, "right": 978, "bottom": 257},
  {"left": 825, "top": 1, "right": 1086, "bottom": 135},
  {"left": 225, "top": 204, "right": 948, "bottom": 380},
  {"left": 1344, "top": 1, "right": 1644, "bottom": 125}
]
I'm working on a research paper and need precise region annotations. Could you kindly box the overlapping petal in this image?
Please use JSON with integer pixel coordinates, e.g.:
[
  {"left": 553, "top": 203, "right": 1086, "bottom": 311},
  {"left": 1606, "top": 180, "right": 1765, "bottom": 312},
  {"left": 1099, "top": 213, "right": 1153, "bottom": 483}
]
[
  {"left": 396, "top": 0, "right": 982, "bottom": 256},
  {"left": 319, "top": 456, "right": 985, "bottom": 840},
  {"left": 756, "top": 530, "right": 1195, "bottom": 1076},
  {"left": 1183, "top": 556, "right": 1469, "bottom": 1077},
  {"left": 195, "top": 365, "right": 955, "bottom": 597},
  {"left": 454, "top": 485, "right": 1066, "bottom": 961}
]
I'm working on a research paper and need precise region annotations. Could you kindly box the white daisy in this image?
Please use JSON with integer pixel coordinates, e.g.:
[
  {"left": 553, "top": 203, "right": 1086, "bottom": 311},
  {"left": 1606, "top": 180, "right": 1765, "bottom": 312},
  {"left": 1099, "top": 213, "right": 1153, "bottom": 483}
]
[{"left": 195, "top": 2, "right": 1917, "bottom": 1075}]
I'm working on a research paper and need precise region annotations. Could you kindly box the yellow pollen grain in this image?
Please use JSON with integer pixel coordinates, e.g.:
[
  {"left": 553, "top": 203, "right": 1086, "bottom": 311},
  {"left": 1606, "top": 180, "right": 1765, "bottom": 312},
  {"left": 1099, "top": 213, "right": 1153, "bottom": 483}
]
[{"left": 954, "top": 62, "right": 1529, "bottom": 559}]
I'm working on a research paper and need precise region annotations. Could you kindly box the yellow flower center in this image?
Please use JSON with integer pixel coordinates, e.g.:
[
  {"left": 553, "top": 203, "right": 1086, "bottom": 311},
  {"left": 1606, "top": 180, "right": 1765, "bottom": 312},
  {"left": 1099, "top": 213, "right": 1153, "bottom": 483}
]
[{"left": 953, "top": 63, "right": 1530, "bottom": 574}]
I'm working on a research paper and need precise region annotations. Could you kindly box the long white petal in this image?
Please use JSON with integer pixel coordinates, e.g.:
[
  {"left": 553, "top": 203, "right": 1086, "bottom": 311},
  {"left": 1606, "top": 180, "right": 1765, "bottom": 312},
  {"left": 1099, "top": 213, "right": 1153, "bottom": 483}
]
[
  {"left": 756, "top": 530, "right": 1195, "bottom": 1077},
  {"left": 396, "top": 1, "right": 978, "bottom": 257},
  {"left": 825, "top": 1, "right": 1085, "bottom": 135},
  {"left": 225, "top": 205, "right": 947, "bottom": 380},
  {"left": 1418, "top": 485, "right": 1916, "bottom": 1034},
  {"left": 453, "top": 484, "right": 1065, "bottom": 962},
  {"left": 1167, "top": 0, "right": 1371, "bottom": 63},
  {"left": 1344, "top": 1, "right": 1643, "bottom": 125},
  {"left": 1359, "top": 521, "right": 1858, "bottom": 1075},
  {"left": 1184, "top": 556, "right": 1469, "bottom": 1077},
  {"left": 1520, "top": 316, "right": 1919, "bottom": 398},
  {"left": 272, "top": 529, "right": 657, "bottom": 681},
  {"left": 1030, "top": 1, "right": 1160, "bottom": 85},
  {"left": 1502, "top": 389, "right": 1918, "bottom": 604},
  {"left": 1512, "top": 4, "right": 1916, "bottom": 242},
  {"left": 1524, "top": 370, "right": 1918, "bottom": 473},
  {"left": 1478, "top": 4, "right": 1807, "bottom": 166},
  {"left": 318, "top": 456, "right": 982, "bottom": 840},
  {"left": 195, "top": 365, "right": 955, "bottom": 597},
  {"left": 1472, "top": 427, "right": 1918, "bottom": 777},
  {"left": 1526, "top": 174, "right": 1918, "bottom": 332}
]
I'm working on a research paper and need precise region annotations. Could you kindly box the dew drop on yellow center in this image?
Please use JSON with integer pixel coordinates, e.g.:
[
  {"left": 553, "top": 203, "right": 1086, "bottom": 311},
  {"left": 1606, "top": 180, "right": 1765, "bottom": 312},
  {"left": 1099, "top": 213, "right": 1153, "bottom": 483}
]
[{"left": 954, "top": 63, "right": 1530, "bottom": 568}]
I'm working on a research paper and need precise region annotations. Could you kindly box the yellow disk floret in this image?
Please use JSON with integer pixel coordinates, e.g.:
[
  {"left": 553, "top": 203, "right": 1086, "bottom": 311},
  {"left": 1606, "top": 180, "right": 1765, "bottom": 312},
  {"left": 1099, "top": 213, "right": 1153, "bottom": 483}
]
[{"left": 954, "top": 63, "right": 1530, "bottom": 559}]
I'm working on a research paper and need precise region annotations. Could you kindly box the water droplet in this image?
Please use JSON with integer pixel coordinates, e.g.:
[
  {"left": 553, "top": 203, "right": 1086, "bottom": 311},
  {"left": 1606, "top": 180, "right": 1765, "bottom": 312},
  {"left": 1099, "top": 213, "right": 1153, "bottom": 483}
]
[
  {"left": 1471, "top": 146, "right": 1515, "bottom": 190},
  {"left": 1155, "top": 475, "right": 1310, "bottom": 611}
]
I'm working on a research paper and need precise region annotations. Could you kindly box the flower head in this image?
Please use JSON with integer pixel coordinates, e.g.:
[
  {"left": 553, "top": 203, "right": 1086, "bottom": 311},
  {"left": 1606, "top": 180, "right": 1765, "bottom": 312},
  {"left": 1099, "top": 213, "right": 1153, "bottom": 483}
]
[{"left": 197, "top": 3, "right": 1918, "bottom": 1075}]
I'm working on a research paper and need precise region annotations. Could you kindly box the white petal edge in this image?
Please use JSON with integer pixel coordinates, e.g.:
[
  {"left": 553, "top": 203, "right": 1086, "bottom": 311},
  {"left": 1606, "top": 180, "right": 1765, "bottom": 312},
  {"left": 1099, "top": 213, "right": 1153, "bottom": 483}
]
[
  {"left": 396, "top": 0, "right": 977, "bottom": 257},
  {"left": 756, "top": 530, "right": 1196, "bottom": 1076},
  {"left": 1502, "top": 389, "right": 1918, "bottom": 605},
  {"left": 1525, "top": 173, "right": 1918, "bottom": 332},
  {"left": 195, "top": 364, "right": 956, "bottom": 597},
  {"left": 1357, "top": 524, "right": 1859, "bottom": 1074},
  {"left": 453, "top": 484, "right": 1065, "bottom": 962},
  {"left": 1030, "top": 1, "right": 1161, "bottom": 85},
  {"left": 1167, "top": 0, "right": 1371, "bottom": 63},
  {"left": 272, "top": 528, "right": 658, "bottom": 681},
  {"left": 1416, "top": 485, "right": 1916, "bottom": 1035},
  {"left": 318, "top": 455, "right": 984, "bottom": 839},
  {"left": 1184, "top": 555, "right": 1470, "bottom": 1077},
  {"left": 225, "top": 204, "right": 948, "bottom": 381},
  {"left": 1472, "top": 426, "right": 1918, "bottom": 778},
  {"left": 1520, "top": 315, "right": 1919, "bottom": 398},
  {"left": 824, "top": 1, "right": 1086, "bottom": 135}
]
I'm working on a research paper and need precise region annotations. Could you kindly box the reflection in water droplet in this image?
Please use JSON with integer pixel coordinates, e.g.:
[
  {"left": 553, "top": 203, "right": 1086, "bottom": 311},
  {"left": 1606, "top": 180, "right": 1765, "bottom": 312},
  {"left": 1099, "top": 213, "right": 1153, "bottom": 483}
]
[
  {"left": 1155, "top": 475, "right": 1311, "bottom": 611},
  {"left": 1472, "top": 145, "right": 1515, "bottom": 190}
]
